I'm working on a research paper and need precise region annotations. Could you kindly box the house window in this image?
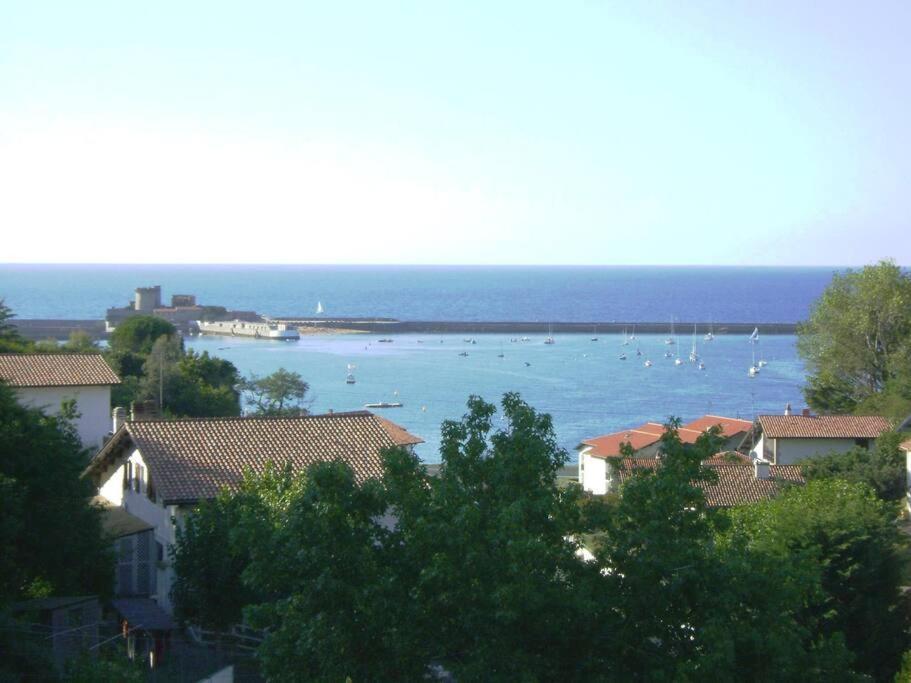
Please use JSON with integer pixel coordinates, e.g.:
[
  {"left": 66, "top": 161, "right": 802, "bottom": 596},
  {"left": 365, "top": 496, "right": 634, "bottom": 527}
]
[
  {"left": 123, "top": 462, "right": 132, "bottom": 490},
  {"left": 133, "top": 463, "right": 143, "bottom": 493}
]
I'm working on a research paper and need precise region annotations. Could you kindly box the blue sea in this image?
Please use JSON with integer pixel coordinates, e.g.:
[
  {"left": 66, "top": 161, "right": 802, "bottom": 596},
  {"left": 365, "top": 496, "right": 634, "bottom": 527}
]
[
  {"left": 0, "top": 264, "right": 830, "bottom": 461},
  {"left": 0, "top": 264, "right": 838, "bottom": 322}
]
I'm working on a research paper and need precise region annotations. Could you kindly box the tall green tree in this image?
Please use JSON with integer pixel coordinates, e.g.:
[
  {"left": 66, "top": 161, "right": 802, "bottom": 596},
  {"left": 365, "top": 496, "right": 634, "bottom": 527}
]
[
  {"left": 142, "top": 336, "right": 240, "bottom": 417},
  {"left": 0, "top": 299, "right": 34, "bottom": 353},
  {"left": 0, "top": 383, "right": 113, "bottom": 602},
  {"left": 239, "top": 368, "right": 310, "bottom": 416},
  {"left": 798, "top": 260, "right": 911, "bottom": 416},
  {"left": 727, "top": 479, "right": 908, "bottom": 681}
]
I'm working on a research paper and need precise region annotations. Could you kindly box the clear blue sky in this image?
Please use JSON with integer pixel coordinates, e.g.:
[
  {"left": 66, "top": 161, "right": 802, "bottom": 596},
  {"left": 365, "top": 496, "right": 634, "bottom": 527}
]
[{"left": 1, "top": 1, "right": 908, "bottom": 265}]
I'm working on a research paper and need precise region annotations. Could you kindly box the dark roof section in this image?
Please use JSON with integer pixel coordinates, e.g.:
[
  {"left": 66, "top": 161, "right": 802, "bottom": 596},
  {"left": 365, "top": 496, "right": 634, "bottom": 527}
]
[
  {"left": 615, "top": 458, "right": 804, "bottom": 507},
  {"left": 0, "top": 353, "right": 120, "bottom": 387},
  {"left": 86, "top": 411, "right": 422, "bottom": 504},
  {"left": 757, "top": 414, "right": 892, "bottom": 439}
]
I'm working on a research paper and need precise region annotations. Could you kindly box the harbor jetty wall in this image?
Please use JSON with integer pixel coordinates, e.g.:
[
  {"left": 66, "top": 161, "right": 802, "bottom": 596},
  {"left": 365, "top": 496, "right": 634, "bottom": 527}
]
[
  {"left": 13, "top": 318, "right": 798, "bottom": 340},
  {"left": 274, "top": 319, "right": 799, "bottom": 335}
]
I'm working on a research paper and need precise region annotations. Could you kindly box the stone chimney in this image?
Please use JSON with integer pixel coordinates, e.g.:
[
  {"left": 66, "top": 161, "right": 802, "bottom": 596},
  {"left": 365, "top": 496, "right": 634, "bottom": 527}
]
[
  {"left": 754, "top": 459, "right": 771, "bottom": 480},
  {"left": 802, "top": 408, "right": 811, "bottom": 417},
  {"left": 784, "top": 402, "right": 792, "bottom": 416},
  {"left": 130, "top": 400, "right": 159, "bottom": 422},
  {"left": 112, "top": 407, "right": 126, "bottom": 433}
]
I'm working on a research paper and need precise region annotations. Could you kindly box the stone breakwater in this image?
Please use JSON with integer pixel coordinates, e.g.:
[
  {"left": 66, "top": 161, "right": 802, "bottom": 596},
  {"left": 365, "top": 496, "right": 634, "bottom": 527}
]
[{"left": 13, "top": 318, "right": 798, "bottom": 340}]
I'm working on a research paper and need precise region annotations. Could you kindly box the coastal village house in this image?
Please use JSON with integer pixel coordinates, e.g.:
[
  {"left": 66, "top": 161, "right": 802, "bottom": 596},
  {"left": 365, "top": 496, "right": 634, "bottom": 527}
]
[
  {"left": 83, "top": 410, "right": 423, "bottom": 618},
  {"left": 578, "top": 415, "right": 753, "bottom": 495},
  {"left": 750, "top": 410, "right": 892, "bottom": 465},
  {"left": 0, "top": 353, "right": 121, "bottom": 449}
]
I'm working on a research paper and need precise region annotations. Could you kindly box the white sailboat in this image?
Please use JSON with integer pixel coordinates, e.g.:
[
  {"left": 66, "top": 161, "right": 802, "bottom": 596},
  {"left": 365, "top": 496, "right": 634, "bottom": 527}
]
[
  {"left": 749, "top": 327, "right": 759, "bottom": 343},
  {"left": 544, "top": 323, "right": 555, "bottom": 345},
  {"left": 749, "top": 344, "right": 759, "bottom": 377},
  {"left": 622, "top": 327, "right": 629, "bottom": 346},
  {"left": 644, "top": 358, "right": 653, "bottom": 367},
  {"left": 316, "top": 301, "right": 324, "bottom": 315},
  {"left": 665, "top": 317, "right": 676, "bottom": 345},
  {"left": 758, "top": 343, "right": 768, "bottom": 368},
  {"left": 629, "top": 325, "right": 637, "bottom": 341},
  {"left": 704, "top": 319, "right": 715, "bottom": 342},
  {"left": 689, "top": 324, "right": 699, "bottom": 362},
  {"left": 674, "top": 335, "right": 684, "bottom": 365},
  {"left": 345, "top": 363, "right": 356, "bottom": 384}
]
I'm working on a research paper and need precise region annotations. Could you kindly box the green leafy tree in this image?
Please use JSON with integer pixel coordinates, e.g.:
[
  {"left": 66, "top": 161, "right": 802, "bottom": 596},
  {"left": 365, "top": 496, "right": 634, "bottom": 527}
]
[
  {"left": 240, "top": 368, "right": 310, "bottom": 416},
  {"left": 0, "top": 383, "right": 113, "bottom": 602},
  {"left": 382, "top": 394, "right": 600, "bottom": 681},
  {"left": 598, "top": 425, "right": 844, "bottom": 679},
  {"left": 141, "top": 337, "right": 240, "bottom": 417},
  {"left": 238, "top": 461, "right": 424, "bottom": 682},
  {"left": 108, "top": 315, "right": 177, "bottom": 356},
  {"left": 801, "top": 431, "right": 907, "bottom": 501},
  {"left": 727, "top": 479, "right": 909, "bottom": 681},
  {"left": 0, "top": 299, "right": 34, "bottom": 353},
  {"left": 798, "top": 260, "right": 911, "bottom": 416}
]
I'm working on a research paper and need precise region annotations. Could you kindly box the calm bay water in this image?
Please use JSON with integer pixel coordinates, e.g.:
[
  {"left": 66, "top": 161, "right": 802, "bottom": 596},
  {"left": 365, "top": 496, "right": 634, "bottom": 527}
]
[
  {"left": 0, "top": 264, "right": 838, "bottom": 322},
  {"left": 186, "top": 331, "right": 804, "bottom": 463}
]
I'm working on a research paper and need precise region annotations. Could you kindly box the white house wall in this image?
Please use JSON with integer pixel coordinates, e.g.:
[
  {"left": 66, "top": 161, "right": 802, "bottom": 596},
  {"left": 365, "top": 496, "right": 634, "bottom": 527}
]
[
  {"left": 97, "top": 448, "right": 179, "bottom": 613},
  {"left": 15, "top": 385, "right": 111, "bottom": 450},
  {"left": 773, "top": 437, "right": 866, "bottom": 465},
  {"left": 579, "top": 448, "right": 608, "bottom": 495}
]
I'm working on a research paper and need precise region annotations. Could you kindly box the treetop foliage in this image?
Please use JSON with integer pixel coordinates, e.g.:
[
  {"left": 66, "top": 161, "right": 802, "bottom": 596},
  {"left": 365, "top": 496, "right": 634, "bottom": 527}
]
[{"left": 798, "top": 260, "right": 911, "bottom": 417}]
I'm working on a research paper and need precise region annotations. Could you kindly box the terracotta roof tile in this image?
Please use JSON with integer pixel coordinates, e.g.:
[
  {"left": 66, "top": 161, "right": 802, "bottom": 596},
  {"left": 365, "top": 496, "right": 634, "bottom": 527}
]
[
  {"left": 583, "top": 415, "right": 753, "bottom": 457},
  {"left": 86, "top": 411, "right": 421, "bottom": 504},
  {"left": 678, "top": 415, "right": 753, "bottom": 444},
  {"left": 0, "top": 353, "right": 120, "bottom": 387},
  {"left": 581, "top": 422, "right": 665, "bottom": 458},
  {"left": 615, "top": 458, "right": 804, "bottom": 507},
  {"left": 757, "top": 414, "right": 891, "bottom": 439}
]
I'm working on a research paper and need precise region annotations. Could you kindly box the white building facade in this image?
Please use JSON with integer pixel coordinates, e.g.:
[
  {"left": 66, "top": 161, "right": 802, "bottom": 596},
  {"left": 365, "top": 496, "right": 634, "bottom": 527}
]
[{"left": 0, "top": 354, "right": 120, "bottom": 450}]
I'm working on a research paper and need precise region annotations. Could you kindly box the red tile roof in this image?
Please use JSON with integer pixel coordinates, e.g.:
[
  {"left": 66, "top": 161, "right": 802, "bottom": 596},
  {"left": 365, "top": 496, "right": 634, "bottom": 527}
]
[
  {"left": 581, "top": 422, "right": 665, "bottom": 458},
  {"left": 678, "top": 415, "right": 753, "bottom": 444},
  {"left": 583, "top": 415, "right": 754, "bottom": 458},
  {"left": 757, "top": 415, "right": 891, "bottom": 439},
  {"left": 86, "top": 411, "right": 422, "bottom": 504},
  {"left": 0, "top": 353, "right": 120, "bottom": 387},
  {"left": 614, "top": 458, "right": 804, "bottom": 507}
]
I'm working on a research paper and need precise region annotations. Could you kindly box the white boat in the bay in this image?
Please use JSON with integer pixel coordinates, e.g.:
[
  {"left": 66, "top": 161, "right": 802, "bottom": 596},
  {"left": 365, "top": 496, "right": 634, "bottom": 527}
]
[
  {"left": 364, "top": 402, "right": 403, "bottom": 409},
  {"left": 698, "top": 361, "right": 706, "bottom": 370},
  {"left": 665, "top": 317, "right": 676, "bottom": 345},
  {"left": 644, "top": 358, "right": 653, "bottom": 367},
  {"left": 689, "top": 324, "right": 699, "bottom": 362},
  {"left": 749, "top": 327, "right": 759, "bottom": 343},
  {"left": 346, "top": 363, "right": 356, "bottom": 384},
  {"left": 544, "top": 324, "right": 555, "bottom": 345},
  {"left": 674, "top": 336, "right": 684, "bottom": 365},
  {"left": 749, "top": 342, "right": 760, "bottom": 377},
  {"left": 196, "top": 319, "right": 300, "bottom": 340},
  {"left": 619, "top": 353, "right": 627, "bottom": 361},
  {"left": 316, "top": 301, "right": 324, "bottom": 315},
  {"left": 622, "top": 327, "right": 630, "bottom": 346},
  {"left": 704, "top": 320, "right": 715, "bottom": 342}
]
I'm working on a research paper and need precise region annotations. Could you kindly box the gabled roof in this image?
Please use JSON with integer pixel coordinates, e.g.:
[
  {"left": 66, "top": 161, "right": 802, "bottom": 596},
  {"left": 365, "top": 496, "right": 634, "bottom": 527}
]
[
  {"left": 581, "top": 422, "right": 665, "bottom": 458},
  {"left": 0, "top": 353, "right": 120, "bottom": 387},
  {"left": 614, "top": 458, "right": 804, "bottom": 507},
  {"left": 85, "top": 411, "right": 422, "bottom": 504},
  {"left": 678, "top": 415, "right": 753, "bottom": 444},
  {"left": 582, "top": 415, "right": 754, "bottom": 458},
  {"left": 757, "top": 414, "right": 891, "bottom": 439}
]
